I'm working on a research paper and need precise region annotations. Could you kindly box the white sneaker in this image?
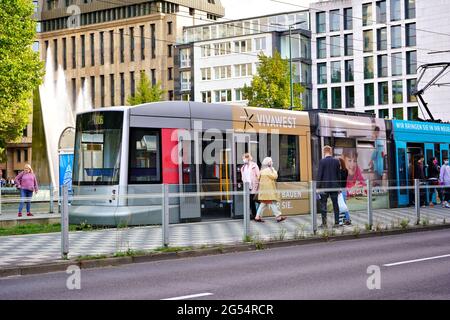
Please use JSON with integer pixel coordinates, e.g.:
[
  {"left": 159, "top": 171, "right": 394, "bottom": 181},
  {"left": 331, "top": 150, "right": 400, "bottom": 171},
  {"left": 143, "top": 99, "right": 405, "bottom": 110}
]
[{"left": 445, "top": 204, "right": 450, "bottom": 208}]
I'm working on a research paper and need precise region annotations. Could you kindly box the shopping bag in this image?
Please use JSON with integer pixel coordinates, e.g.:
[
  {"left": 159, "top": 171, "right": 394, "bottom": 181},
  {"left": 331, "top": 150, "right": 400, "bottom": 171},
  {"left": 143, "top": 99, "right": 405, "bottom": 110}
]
[{"left": 338, "top": 193, "right": 348, "bottom": 214}]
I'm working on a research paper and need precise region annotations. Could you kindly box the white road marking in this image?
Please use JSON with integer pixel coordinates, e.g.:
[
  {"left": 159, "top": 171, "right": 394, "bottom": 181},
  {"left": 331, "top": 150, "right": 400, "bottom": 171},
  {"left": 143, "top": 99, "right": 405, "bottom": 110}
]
[
  {"left": 162, "top": 292, "right": 213, "bottom": 300},
  {"left": 383, "top": 254, "right": 450, "bottom": 267}
]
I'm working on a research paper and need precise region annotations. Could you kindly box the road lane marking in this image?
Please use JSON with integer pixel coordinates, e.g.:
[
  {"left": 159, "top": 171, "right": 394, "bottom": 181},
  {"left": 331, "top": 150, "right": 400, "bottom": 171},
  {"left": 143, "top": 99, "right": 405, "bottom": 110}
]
[
  {"left": 162, "top": 293, "right": 213, "bottom": 300},
  {"left": 383, "top": 254, "right": 450, "bottom": 267}
]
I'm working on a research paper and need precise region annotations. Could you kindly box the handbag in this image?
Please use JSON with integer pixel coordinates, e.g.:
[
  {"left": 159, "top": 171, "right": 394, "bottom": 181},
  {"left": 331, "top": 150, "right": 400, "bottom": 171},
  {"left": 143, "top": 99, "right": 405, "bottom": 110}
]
[{"left": 337, "top": 192, "right": 348, "bottom": 214}]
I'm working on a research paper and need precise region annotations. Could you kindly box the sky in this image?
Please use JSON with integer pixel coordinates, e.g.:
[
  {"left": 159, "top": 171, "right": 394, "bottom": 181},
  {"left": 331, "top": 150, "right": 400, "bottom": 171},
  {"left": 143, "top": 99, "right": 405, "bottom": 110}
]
[{"left": 220, "top": 0, "right": 313, "bottom": 19}]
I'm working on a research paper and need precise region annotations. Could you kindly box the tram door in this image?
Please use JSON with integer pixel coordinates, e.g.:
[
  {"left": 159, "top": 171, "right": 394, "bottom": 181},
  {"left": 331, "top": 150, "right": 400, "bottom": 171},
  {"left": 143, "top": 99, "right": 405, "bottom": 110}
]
[
  {"left": 440, "top": 144, "right": 449, "bottom": 165},
  {"left": 396, "top": 141, "right": 409, "bottom": 206},
  {"left": 232, "top": 133, "right": 258, "bottom": 219},
  {"left": 424, "top": 144, "right": 435, "bottom": 203}
]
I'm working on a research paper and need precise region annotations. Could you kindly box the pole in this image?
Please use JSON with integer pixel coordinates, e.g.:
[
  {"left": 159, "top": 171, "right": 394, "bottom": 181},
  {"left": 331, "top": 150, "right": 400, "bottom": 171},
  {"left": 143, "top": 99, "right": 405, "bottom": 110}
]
[
  {"left": 162, "top": 184, "right": 170, "bottom": 247},
  {"left": 367, "top": 179, "right": 373, "bottom": 230},
  {"left": 61, "top": 185, "right": 69, "bottom": 259},
  {"left": 49, "top": 184, "right": 54, "bottom": 213},
  {"left": 243, "top": 182, "right": 250, "bottom": 240},
  {"left": 289, "top": 25, "right": 293, "bottom": 110},
  {"left": 310, "top": 181, "right": 317, "bottom": 235},
  {"left": 415, "top": 179, "right": 421, "bottom": 225}
]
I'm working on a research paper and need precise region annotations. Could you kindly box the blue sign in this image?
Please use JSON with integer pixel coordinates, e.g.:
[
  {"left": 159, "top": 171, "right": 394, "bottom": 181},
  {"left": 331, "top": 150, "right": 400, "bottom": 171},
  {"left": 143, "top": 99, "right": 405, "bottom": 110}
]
[
  {"left": 59, "top": 153, "right": 74, "bottom": 194},
  {"left": 392, "top": 120, "right": 450, "bottom": 143}
]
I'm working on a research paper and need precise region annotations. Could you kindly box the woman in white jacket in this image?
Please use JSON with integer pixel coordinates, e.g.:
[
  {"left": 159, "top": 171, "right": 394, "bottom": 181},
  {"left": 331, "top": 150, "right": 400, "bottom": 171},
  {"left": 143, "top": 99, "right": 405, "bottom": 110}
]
[{"left": 439, "top": 158, "right": 450, "bottom": 208}]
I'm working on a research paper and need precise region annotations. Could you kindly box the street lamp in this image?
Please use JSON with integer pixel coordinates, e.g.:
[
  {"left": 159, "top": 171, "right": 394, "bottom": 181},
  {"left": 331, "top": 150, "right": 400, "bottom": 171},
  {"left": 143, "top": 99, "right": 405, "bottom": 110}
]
[{"left": 272, "top": 21, "right": 307, "bottom": 110}]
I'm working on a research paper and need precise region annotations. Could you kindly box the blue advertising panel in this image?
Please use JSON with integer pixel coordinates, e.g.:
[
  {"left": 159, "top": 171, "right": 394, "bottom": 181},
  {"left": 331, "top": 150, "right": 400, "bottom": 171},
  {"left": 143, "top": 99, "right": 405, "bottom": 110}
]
[
  {"left": 392, "top": 120, "right": 450, "bottom": 143},
  {"left": 59, "top": 153, "right": 74, "bottom": 195}
]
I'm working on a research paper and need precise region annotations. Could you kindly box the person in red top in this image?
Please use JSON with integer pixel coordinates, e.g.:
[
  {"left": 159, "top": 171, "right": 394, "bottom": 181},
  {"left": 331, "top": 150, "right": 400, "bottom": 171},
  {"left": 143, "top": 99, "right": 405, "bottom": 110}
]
[
  {"left": 15, "top": 164, "right": 39, "bottom": 217},
  {"left": 342, "top": 148, "right": 367, "bottom": 197}
]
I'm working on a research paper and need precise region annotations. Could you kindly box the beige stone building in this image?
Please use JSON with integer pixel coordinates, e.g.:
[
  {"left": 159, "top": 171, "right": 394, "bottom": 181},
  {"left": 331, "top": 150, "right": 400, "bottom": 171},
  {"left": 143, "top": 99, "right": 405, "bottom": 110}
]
[{"left": 36, "top": 0, "right": 225, "bottom": 108}]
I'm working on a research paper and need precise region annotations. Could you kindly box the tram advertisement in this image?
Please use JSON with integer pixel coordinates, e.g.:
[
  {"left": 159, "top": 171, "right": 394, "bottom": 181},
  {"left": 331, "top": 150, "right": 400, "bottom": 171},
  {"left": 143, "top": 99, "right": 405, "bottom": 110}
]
[{"left": 319, "top": 114, "right": 390, "bottom": 211}]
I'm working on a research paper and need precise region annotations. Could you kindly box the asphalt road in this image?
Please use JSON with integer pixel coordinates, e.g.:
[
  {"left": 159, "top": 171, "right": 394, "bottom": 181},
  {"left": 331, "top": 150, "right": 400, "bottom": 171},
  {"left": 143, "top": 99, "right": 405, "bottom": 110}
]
[{"left": 1, "top": 229, "right": 450, "bottom": 300}]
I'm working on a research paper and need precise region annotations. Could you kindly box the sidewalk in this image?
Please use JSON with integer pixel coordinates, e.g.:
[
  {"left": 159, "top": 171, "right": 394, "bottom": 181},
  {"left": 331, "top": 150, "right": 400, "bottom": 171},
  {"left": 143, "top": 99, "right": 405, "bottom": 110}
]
[{"left": 0, "top": 207, "right": 449, "bottom": 268}]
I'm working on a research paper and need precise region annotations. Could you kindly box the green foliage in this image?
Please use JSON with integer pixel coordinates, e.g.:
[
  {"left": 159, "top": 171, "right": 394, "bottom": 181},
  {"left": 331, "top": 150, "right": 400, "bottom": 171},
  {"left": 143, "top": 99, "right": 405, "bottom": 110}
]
[
  {"left": 127, "top": 72, "right": 165, "bottom": 105},
  {"left": 242, "top": 50, "right": 305, "bottom": 110},
  {"left": 0, "top": 0, "right": 44, "bottom": 150},
  {"left": 400, "top": 219, "right": 410, "bottom": 229}
]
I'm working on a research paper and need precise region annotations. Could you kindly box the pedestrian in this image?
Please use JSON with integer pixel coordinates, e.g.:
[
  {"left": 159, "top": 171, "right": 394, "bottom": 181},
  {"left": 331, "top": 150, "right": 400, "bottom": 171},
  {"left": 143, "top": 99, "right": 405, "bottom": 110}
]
[
  {"left": 317, "top": 146, "right": 341, "bottom": 227},
  {"left": 254, "top": 157, "right": 286, "bottom": 223},
  {"left": 427, "top": 156, "right": 440, "bottom": 207},
  {"left": 414, "top": 155, "right": 427, "bottom": 207},
  {"left": 339, "top": 158, "right": 352, "bottom": 225},
  {"left": 240, "top": 153, "right": 260, "bottom": 220},
  {"left": 439, "top": 157, "right": 450, "bottom": 208},
  {"left": 15, "top": 164, "right": 39, "bottom": 217}
]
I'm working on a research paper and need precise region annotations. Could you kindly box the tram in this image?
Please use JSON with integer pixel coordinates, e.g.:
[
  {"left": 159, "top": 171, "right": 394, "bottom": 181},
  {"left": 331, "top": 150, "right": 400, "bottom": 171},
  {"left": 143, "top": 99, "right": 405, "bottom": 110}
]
[{"left": 70, "top": 101, "right": 312, "bottom": 226}]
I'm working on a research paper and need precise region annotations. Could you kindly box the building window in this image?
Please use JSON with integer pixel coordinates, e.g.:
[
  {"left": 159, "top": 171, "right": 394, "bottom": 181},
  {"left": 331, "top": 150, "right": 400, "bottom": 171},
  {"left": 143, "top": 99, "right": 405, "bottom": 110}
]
[
  {"left": 330, "top": 36, "right": 340, "bottom": 57},
  {"left": 378, "top": 55, "right": 388, "bottom": 78},
  {"left": 406, "top": 51, "right": 417, "bottom": 75},
  {"left": 130, "top": 71, "right": 135, "bottom": 98},
  {"left": 130, "top": 27, "right": 135, "bottom": 62},
  {"left": 391, "top": 25, "right": 402, "bottom": 48},
  {"left": 180, "top": 71, "right": 191, "bottom": 91},
  {"left": 392, "top": 80, "right": 403, "bottom": 104},
  {"left": 345, "top": 60, "right": 354, "bottom": 82},
  {"left": 168, "top": 90, "right": 174, "bottom": 101},
  {"left": 214, "top": 42, "right": 232, "bottom": 55},
  {"left": 318, "top": 63, "right": 327, "bottom": 84},
  {"left": 180, "top": 48, "right": 191, "bottom": 67},
  {"left": 140, "top": 25, "right": 145, "bottom": 60},
  {"left": 17, "top": 149, "right": 21, "bottom": 163},
  {"left": 235, "top": 89, "right": 244, "bottom": 101},
  {"left": 100, "top": 32, "right": 104, "bottom": 65},
  {"left": 344, "top": 34, "right": 353, "bottom": 56},
  {"left": 345, "top": 86, "right": 354, "bottom": 108},
  {"left": 391, "top": 0, "right": 401, "bottom": 21},
  {"left": 120, "top": 73, "right": 125, "bottom": 105},
  {"left": 215, "top": 89, "right": 232, "bottom": 102},
  {"left": 119, "top": 28, "right": 124, "bottom": 63},
  {"left": 201, "top": 68, "right": 211, "bottom": 81},
  {"left": 167, "top": 21, "right": 173, "bottom": 35},
  {"left": 365, "top": 83, "right": 374, "bottom": 106},
  {"left": 344, "top": 8, "right": 353, "bottom": 30},
  {"left": 181, "top": 93, "right": 190, "bottom": 101},
  {"left": 378, "top": 81, "right": 389, "bottom": 105},
  {"left": 255, "top": 37, "right": 266, "bottom": 51},
  {"left": 406, "top": 23, "right": 416, "bottom": 47},
  {"left": 235, "top": 39, "right": 252, "bottom": 53},
  {"left": 330, "top": 10, "right": 340, "bottom": 32},
  {"left": 62, "top": 38, "right": 67, "bottom": 70},
  {"left": 376, "top": 0, "right": 387, "bottom": 24},
  {"left": 150, "top": 24, "right": 156, "bottom": 59},
  {"left": 378, "top": 109, "right": 389, "bottom": 119},
  {"left": 392, "top": 52, "right": 403, "bottom": 76},
  {"left": 331, "top": 61, "right": 341, "bottom": 83},
  {"left": 128, "top": 129, "right": 161, "bottom": 184},
  {"left": 71, "top": 78, "right": 76, "bottom": 107},
  {"left": 90, "top": 76, "right": 95, "bottom": 107},
  {"left": 408, "top": 106, "right": 418, "bottom": 120},
  {"left": 109, "top": 30, "right": 114, "bottom": 64},
  {"left": 71, "top": 36, "right": 76, "bottom": 69},
  {"left": 377, "top": 28, "right": 387, "bottom": 51},
  {"left": 214, "top": 66, "right": 232, "bottom": 79},
  {"left": 81, "top": 35, "right": 85, "bottom": 67},
  {"left": 24, "top": 149, "right": 28, "bottom": 162},
  {"left": 318, "top": 88, "right": 327, "bottom": 109},
  {"left": 331, "top": 87, "right": 342, "bottom": 109},
  {"left": 90, "top": 33, "right": 95, "bottom": 66},
  {"left": 362, "top": 3, "right": 373, "bottom": 26},
  {"left": 234, "top": 64, "right": 252, "bottom": 77},
  {"left": 363, "top": 30, "right": 373, "bottom": 52},
  {"left": 317, "top": 37, "right": 327, "bottom": 59},
  {"left": 407, "top": 79, "right": 417, "bottom": 102},
  {"left": 100, "top": 75, "right": 105, "bottom": 107},
  {"left": 316, "top": 12, "right": 326, "bottom": 33},
  {"left": 364, "top": 56, "right": 374, "bottom": 79},
  {"left": 201, "top": 44, "right": 211, "bottom": 57},
  {"left": 109, "top": 74, "right": 112, "bottom": 106},
  {"left": 168, "top": 68, "right": 173, "bottom": 81},
  {"left": 202, "top": 91, "right": 212, "bottom": 103},
  {"left": 167, "top": 44, "right": 173, "bottom": 58},
  {"left": 393, "top": 107, "right": 404, "bottom": 120},
  {"left": 405, "top": 0, "right": 416, "bottom": 19},
  {"left": 151, "top": 69, "right": 156, "bottom": 86}
]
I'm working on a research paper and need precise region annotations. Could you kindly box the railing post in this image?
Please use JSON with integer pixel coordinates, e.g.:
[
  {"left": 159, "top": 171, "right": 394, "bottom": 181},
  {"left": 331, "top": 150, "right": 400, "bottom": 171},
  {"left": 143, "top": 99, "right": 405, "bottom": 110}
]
[
  {"left": 310, "top": 181, "right": 317, "bottom": 235},
  {"left": 61, "top": 185, "right": 69, "bottom": 260},
  {"left": 243, "top": 182, "right": 250, "bottom": 240},
  {"left": 49, "top": 184, "right": 54, "bottom": 213},
  {"left": 415, "top": 179, "right": 421, "bottom": 225},
  {"left": 162, "top": 184, "right": 170, "bottom": 247},
  {"left": 367, "top": 179, "right": 373, "bottom": 230},
  {"left": 0, "top": 183, "right": 2, "bottom": 215}
]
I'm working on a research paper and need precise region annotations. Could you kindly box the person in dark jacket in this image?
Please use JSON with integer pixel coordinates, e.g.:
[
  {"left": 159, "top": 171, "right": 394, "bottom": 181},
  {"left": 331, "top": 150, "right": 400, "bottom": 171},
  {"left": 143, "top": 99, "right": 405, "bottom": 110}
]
[
  {"left": 317, "top": 146, "right": 341, "bottom": 227},
  {"left": 339, "top": 157, "right": 351, "bottom": 225},
  {"left": 427, "top": 157, "right": 441, "bottom": 206},
  {"left": 414, "top": 155, "right": 426, "bottom": 207}
]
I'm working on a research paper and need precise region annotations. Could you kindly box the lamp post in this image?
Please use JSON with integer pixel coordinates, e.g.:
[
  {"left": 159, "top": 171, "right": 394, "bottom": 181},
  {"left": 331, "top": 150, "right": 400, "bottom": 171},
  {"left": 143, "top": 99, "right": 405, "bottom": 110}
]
[{"left": 272, "top": 21, "right": 307, "bottom": 110}]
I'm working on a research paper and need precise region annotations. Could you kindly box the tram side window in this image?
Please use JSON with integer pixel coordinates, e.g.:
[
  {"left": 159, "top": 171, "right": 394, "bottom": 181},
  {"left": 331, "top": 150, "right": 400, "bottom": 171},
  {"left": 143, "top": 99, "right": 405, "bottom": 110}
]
[
  {"left": 277, "top": 135, "right": 300, "bottom": 182},
  {"left": 129, "top": 129, "right": 161, "bottom": 183}
]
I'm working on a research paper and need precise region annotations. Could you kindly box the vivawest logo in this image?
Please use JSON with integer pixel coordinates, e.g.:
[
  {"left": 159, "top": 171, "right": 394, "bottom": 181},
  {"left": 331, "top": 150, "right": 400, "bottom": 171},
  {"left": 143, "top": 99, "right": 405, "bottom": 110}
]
[{"left": 240, "top": 109, "right": 255, "bottom": 130}]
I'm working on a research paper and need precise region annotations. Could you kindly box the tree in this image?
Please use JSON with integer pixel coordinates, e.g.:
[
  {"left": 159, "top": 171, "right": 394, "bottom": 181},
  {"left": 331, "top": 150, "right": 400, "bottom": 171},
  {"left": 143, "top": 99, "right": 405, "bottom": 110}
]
[
  {"left": 242, "top": 50, "right": 304, "bottom": 110},
  {"left": 127, "top": 72, "right": 166, "bottom": 105},
  {"left": 0, "top": 0, "right": 44, "bottom": 159}
]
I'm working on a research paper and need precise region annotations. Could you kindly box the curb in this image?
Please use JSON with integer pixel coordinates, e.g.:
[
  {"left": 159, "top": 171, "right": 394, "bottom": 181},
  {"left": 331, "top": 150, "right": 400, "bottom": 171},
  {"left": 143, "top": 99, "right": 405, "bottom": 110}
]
[{"left": 1, "top": 223, "right": 450, "bottom": 278}]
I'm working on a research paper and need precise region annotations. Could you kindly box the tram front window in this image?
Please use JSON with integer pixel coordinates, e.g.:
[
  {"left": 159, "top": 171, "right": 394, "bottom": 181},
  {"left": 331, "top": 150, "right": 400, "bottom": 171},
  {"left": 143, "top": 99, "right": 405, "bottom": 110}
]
[{"left": 73, "top": 112, "right": 123, "bottom": 185}]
